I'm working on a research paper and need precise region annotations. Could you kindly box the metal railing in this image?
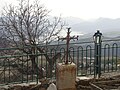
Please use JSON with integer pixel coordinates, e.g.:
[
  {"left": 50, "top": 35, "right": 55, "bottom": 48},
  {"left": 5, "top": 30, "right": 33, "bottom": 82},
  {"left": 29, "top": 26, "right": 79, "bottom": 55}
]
[{"left": 0, "top": 38, "right": 119, "bottom": 85}]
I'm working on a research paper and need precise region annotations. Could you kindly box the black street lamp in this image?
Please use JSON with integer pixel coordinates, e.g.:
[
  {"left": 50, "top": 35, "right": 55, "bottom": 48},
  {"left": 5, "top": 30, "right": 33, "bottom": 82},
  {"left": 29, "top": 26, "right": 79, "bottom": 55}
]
[
  {"left": 93, "top": 30, "right": 102, "bottom": 44},
  {"left": 93, "top": 30, "right": 102, "bottom": 78}
]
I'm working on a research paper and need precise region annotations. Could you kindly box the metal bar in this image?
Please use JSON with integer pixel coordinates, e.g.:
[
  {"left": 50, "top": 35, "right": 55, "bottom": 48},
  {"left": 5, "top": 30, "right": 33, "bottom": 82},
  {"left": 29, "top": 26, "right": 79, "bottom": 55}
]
[
  {"left": 27, "top": 54, "right": 29, "bottom": 83},
  {"left": 21, "top": 55, "right": 23, "bottom": 83},
  {"left": 36, "top": 47, "right": 39, "bottom": 84},
  {"left": 103, "top": 47, "right": 106, "bottom": 73}
]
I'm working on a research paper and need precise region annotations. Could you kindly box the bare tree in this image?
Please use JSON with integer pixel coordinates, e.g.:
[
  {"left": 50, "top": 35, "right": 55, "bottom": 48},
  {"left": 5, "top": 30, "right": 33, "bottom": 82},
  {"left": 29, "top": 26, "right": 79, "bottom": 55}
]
[{"left": 0, "top": 0, "right": 65, "bottom": 78}]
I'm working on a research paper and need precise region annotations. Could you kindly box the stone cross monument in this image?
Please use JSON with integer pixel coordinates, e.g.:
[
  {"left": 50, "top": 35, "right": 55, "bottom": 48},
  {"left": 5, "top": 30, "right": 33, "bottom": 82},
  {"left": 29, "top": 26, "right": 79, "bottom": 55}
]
[{"left": 56, "top": 28, "right": 78, "bottom": 90}]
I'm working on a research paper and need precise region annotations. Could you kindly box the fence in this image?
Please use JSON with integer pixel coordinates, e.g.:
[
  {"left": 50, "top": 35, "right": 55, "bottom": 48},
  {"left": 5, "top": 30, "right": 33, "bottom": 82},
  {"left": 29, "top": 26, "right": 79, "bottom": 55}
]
[{"left": 0, "top": 36, "right": 120, "bottom": 85}]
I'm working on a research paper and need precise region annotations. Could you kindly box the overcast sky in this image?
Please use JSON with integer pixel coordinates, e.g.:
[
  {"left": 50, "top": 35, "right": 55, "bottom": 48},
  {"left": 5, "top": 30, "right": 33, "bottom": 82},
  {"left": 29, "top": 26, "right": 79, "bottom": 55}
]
[
  {"left": 0, "top": 0, "right": 120, "bottom": 20},
  {"left": 43, "top": 0, "right": 120, "bottom": 20}
]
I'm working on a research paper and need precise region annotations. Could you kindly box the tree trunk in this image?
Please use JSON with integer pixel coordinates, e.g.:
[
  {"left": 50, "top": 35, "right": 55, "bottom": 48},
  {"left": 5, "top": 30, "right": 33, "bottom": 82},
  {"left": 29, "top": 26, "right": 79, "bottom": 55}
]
[
  {"left": 30, "top": 55, "right": 43, "bottom": 79},
  {"left": 47, "top": 62, "right": 53, "bottom": 78}
]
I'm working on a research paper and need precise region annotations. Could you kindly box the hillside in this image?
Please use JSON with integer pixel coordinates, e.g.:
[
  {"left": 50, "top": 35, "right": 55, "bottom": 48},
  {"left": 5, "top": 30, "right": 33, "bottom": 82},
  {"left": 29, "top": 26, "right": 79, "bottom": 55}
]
[{"left": 63, "top": 17, "right": 120, "bottom": 38}]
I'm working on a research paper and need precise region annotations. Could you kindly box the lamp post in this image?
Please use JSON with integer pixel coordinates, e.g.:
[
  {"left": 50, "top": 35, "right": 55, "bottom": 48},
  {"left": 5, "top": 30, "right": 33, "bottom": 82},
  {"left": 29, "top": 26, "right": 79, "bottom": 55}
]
[{"left": 93, "top": 30, "right": 102, "bottom": 78}]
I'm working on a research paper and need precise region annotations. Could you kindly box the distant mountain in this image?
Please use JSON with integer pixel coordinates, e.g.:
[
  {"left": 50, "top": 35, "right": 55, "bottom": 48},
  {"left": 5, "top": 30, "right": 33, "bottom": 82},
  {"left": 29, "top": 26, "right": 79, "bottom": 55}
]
[
  {"left": 63, "top": 17, "right": 120, "bottom": 38},
  {"left": 63, "top": 17, "right": 84, "bottom": 25}
]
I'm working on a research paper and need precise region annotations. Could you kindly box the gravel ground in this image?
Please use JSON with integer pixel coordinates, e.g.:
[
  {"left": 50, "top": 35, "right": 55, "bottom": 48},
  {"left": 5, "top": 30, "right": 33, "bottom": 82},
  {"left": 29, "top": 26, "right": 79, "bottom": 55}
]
[
  {"left": 0, "top": 72, "right": 120, "bottom": 90},
  {"left": 76, "top": 71, "right": 120, "bottom": 90},
  {"left": 101, "top": 71, "right": 120, "bottom": 78}
]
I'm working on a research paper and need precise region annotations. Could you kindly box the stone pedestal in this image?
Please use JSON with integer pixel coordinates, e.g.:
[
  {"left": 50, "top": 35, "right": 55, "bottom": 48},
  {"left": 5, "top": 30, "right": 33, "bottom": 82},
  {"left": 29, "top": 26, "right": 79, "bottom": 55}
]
[{"left": 56, "top": 63, "right": 76, "bottom": 90}]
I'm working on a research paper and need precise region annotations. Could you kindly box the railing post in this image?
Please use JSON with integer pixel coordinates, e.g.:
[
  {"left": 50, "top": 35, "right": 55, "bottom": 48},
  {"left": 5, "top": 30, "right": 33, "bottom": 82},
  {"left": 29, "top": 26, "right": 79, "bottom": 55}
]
[{"left": 93, "top": 30, "right": 102, "bottom": 78}]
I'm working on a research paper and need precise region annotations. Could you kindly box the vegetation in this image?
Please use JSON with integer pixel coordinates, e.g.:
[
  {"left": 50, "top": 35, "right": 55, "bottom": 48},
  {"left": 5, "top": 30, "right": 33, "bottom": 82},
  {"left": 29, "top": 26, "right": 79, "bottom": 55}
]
[{"left": 0, "top": 0, "right": 65, "bottom": 78}]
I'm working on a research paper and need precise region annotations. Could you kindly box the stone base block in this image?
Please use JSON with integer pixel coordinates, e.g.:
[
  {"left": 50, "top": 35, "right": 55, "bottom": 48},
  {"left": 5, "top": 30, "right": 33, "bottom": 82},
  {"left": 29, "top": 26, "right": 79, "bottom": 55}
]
[{"left": 56, "top": 63, "right": 76, "bottom": 90}]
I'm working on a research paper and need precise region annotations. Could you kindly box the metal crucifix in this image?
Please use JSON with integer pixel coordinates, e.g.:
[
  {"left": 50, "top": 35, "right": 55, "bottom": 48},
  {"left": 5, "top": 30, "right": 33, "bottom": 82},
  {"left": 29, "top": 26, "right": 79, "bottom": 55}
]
[{"left": 58, "top": 27, "right": 78, "bottom": 64}]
